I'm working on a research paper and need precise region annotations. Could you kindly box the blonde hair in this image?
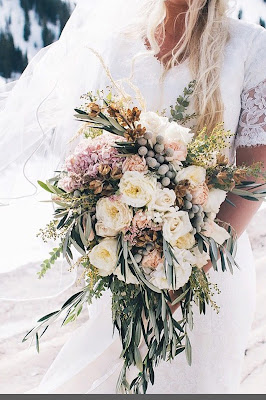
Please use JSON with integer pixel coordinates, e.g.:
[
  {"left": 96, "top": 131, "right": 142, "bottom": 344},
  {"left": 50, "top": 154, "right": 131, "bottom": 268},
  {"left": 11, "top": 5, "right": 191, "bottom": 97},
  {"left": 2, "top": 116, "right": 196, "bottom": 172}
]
[{"left": 127, "top": 0, "right": 230, "bottom": 132}]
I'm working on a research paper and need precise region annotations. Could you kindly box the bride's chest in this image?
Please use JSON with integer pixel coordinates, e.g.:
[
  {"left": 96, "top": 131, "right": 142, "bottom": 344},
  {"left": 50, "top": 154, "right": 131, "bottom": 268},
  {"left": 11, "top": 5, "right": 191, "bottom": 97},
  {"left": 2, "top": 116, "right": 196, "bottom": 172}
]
[{"left": 109, "top": 37, "right": 246, "bottom": 136}]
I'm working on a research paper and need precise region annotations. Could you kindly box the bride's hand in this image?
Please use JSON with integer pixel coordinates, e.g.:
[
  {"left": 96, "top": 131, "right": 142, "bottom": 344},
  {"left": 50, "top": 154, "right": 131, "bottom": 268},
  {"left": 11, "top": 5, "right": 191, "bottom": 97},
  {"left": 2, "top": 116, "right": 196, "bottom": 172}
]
[{"left": 168, "top": 289, "right": 182, "bottom": 314}]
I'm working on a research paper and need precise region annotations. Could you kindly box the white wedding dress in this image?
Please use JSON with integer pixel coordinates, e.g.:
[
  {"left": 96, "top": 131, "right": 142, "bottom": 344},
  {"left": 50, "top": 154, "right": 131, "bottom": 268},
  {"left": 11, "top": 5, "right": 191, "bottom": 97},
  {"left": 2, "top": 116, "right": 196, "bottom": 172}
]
[{"left": 0, "top": 1, "right": 266, "bottom": 394}]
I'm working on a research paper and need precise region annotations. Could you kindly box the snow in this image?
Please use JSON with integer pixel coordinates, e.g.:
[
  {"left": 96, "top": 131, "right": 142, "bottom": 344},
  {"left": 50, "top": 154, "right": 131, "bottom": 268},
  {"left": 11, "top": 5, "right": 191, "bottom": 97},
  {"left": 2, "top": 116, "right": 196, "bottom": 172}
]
[
  {"left": 0, "top": 0, "right": 74, "bottom": 63},
  {"left": 230, "top": 0, "right": 266, "bottom": 23}
]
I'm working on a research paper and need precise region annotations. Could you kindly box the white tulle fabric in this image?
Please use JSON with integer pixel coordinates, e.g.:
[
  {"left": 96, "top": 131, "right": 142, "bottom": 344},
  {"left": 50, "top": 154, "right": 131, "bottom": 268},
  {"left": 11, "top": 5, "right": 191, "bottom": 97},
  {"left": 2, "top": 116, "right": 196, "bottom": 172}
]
[{"left": 1, "top": 1, "right": 266, "bottom": 394}]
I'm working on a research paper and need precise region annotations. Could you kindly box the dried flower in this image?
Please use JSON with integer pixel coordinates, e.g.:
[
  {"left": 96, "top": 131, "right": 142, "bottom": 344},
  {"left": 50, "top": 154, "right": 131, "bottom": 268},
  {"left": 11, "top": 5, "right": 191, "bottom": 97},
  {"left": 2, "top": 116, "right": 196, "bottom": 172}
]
[
  {"left": 124, "top": 124, "right": 146, "bottom": 142},
  {"left": 89, "top": 180, "right": 103, "bottom": 194},
  {"left": 233, "top": 169, "right": 247, "bottom": 185},
  {"left": 98, "top": 164, "right": 111, "bottom": 176},
  {"left": 126, "top": 107, "right": 141, "bottom": 123},
  {"left": 110, "top": 166, "right": 123, "bottom": 180},
  {"left": 135, "top": 229, "right": 159, "bottom": 248},
  {"left": 216, "top": 154, "right": 228, "bottom": 166},
  {"left": 87, "top": 102, "right": 101, "bottom": 118},
  {"left": 174, "top": 179, "right": 191, "bottom": 208}
]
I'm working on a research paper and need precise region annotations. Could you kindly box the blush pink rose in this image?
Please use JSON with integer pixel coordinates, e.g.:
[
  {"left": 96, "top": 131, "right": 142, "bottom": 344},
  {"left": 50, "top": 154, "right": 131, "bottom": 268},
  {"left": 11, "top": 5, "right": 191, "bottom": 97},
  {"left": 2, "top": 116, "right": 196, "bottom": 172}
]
[
  {"left": 141, "top": 249, "right": 163, "bottom": 270},
  {"left": 190, "top": 182, "right": 209, "bottom": 205},
  {"left": 122, "top": 155, "right": 148, "bottom": 174},
  {"left": 166, "top": 142, "right": 187, "bottom": 162},
  {"left": 132, "top": 211, "right": 151, "bottom": 230}
]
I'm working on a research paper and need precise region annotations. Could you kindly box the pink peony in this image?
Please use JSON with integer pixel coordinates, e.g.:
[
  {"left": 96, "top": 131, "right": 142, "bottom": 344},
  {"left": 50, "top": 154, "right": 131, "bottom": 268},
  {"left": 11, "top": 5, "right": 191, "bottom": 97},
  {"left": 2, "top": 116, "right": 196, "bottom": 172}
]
[
  {"left": 166, "top": 142, "right": 187, "bottom": 162},
  {"left": 132, "top": 211, "right": 151, "bottom": 230},
  {"left": 141, "top": 249, "right": 163, "bottom": 270},
  {"left": 190, "top": 183, "right": 209, "bottom": 206},
  {"left": 122, "top": 155, "right": 148, "bottom": 174}
]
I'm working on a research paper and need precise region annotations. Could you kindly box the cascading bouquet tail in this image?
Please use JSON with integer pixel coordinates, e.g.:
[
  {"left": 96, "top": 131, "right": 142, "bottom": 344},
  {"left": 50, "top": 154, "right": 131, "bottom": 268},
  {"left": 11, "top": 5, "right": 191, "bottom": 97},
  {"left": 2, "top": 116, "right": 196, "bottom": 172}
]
[{"left": 23, "top": 83, "right": 266, "bottom": 394}]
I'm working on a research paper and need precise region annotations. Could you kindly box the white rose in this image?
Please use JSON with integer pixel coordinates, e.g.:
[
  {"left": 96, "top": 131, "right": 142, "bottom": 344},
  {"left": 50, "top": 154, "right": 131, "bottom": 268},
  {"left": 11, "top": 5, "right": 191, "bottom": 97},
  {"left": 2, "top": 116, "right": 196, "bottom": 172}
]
[
  {"left": 172, "top": 248, "right": 194, "bottom": 289},
  {"left": 175, "top": 165, "right": 206, "bottom": 187},
  {"left": 119, "top": 171, "right": 156, "bottom": 208},
  {"left": 96, "top": 197, "right": 132, "bottom": 236},
  {"left": 149, "top": 188, "right": 176, "bottom": 212},
  {"left": 149, "top": 263, "right": 170, "bottom": 290},
  {"left": 114, "top": 265, "right": 139, "bottom": 285},
  {"left": 163, "top": 210, "right": 193, "bottom": 245},
  {"left": 203, "top": 188, "right": 227, "bottom": 214},
  {"left": 139, "top": 111, "right": 169, "bottom": 144},
  {"left": 95, "top": 222, "right": 119, "bottom": 238},
  {"left": 89, "top": 238, "right": 118, "bottom": 276},
  {"left": 192, "top": 247, "right": 210, "bottom": 269},
  {"left": 175, "top": 232, "right": 196, "bottom": 249},
  {"left": 163, "top": 121, "right": 194, "bottom": 146},
  {"left": 203, "top": 220, "right": 230, "bottom": 245}
]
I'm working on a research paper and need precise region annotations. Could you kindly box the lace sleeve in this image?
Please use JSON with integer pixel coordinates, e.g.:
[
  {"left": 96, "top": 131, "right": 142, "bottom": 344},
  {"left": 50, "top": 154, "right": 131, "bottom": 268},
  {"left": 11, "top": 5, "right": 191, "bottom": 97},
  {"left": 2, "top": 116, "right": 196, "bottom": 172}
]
[{"left": 235, "top": 80, "right": 266, "bottom": 148}]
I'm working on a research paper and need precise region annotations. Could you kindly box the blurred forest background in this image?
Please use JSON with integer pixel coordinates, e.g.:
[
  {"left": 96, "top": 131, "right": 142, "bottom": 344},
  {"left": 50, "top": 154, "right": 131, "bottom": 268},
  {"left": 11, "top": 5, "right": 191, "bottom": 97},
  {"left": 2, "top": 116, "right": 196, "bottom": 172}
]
[{"left": 0, "top": 0, "right": 265, "bottom": 83}]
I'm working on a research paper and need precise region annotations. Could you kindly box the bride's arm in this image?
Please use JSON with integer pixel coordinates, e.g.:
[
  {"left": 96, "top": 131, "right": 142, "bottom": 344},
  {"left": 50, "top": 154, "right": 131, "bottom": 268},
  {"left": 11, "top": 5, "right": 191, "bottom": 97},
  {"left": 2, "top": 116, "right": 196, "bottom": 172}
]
[
  {"left": 203, "top": 144, "right": 266, "bottom": 274},
  {"left": 170, "top": 146, "right": 266, "bottom": 312}
]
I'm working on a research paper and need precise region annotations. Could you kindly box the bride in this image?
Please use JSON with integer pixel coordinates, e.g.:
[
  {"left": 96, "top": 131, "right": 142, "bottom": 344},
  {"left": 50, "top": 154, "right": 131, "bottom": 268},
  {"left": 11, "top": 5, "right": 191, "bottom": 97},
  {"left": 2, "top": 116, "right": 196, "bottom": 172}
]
[{"left": 0, "top": 0, "right": 266, "bottom": 394}]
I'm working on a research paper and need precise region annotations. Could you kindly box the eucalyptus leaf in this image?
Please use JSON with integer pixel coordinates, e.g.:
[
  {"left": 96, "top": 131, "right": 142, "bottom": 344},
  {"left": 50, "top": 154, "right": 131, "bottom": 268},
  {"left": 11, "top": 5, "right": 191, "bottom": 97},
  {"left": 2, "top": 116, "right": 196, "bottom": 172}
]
[
  {"left": 70, "top": 237, "right": 86, "bottom": 256},
  {"left": 185, "top": 335, "right": 192, "bottom": 365},
  {"left": 134, "top": 346, "right": 143, "bottom": 372}
]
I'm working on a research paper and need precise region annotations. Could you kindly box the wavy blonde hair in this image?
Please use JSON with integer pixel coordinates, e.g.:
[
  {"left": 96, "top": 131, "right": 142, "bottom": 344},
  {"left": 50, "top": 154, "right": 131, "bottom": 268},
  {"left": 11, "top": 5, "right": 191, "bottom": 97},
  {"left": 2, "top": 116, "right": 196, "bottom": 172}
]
[{"left": 128, "top": 0, "right": 230, "bottom": 132}]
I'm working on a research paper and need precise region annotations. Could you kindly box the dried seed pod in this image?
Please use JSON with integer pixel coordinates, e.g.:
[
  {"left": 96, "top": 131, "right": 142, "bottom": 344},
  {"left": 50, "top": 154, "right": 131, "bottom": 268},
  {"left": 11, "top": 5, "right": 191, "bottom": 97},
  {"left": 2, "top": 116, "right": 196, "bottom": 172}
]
[
  {"left": 165, "top": 147, "right": 174, "bottom": 157},
  {"left": 110, "top": 167, "right": 123, "bottom": 180},
  {"left": 156, "top": 135, "right": 164, "bottom": 145},
  {"left": 137, "top": 137, "right": 147, "bottom": 146},
  {"left": 144, "top": 131, "right": 153, "bottom": 140},
  {"left": 158, "top": 164, "right": 169, "bottom": 176},
  {"left": 138, "top": 146, "right": 148, "bottom": 156},
  {"left": 89, "top": 180, "right": 103, "bottom": 194},
  {"left": 86, "top": 102, "right": 100, "bottom": 118},
  {"left": 147, "top": 150, "right": 155, "bottom": 158},
  {"left": 98, "top": 164, "right": 111, "bottom": 176},
  {"left": 161, "top": 177, "right": 170, "bottom": 187},
  {"left": 154, "top": 143, "right": 164, "bottom": 154}
]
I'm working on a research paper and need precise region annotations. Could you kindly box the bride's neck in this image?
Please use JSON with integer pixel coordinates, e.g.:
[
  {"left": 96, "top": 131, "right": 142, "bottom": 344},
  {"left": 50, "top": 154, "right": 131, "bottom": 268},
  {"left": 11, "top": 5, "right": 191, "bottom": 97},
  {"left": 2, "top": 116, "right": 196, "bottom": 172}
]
[{"left": 164, "top": 0, "right": 188, "bottom": 37}]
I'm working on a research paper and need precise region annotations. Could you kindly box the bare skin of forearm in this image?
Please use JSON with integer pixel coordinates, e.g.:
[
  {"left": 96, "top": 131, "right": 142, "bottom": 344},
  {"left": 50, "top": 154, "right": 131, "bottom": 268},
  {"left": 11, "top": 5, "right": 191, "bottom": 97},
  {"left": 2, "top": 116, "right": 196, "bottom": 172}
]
[{"left": 170, "top": 146, "right": 266, "bottom": 312}]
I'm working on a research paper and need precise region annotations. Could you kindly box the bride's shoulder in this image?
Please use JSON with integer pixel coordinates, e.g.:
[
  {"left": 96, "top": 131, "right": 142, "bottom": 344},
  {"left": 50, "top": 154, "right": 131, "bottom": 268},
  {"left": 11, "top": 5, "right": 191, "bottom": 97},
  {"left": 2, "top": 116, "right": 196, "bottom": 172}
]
[
  {"left": 228, "top": 17, "right": 266, "bottom": 48},
  {"left": 227, "top": 18, "right": 266, "bottom": 91}
]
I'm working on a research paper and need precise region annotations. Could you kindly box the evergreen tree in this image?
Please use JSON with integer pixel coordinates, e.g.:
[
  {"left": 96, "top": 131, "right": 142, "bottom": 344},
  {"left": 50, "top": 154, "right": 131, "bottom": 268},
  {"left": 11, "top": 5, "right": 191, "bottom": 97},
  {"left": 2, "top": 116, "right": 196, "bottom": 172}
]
[
  {"left": 0, "top": 32, "right": 28, "bottom": 78},
  {"left": 42, "top": 22, "right": 55, "bottom": 47},
  {"left": 259, "top": 18, "right": 266, "bottom": 28},
  {"left": 0, "top": 0, "right": 72, "bottom": 79},
  {"left": 23, "top": 11, "right": 31, "bottom": 41}
]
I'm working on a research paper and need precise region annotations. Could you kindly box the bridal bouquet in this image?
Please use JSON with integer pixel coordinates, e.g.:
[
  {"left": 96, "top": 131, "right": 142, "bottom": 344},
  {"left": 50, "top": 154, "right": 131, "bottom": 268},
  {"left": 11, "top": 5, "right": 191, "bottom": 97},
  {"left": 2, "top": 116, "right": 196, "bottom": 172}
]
[{"left": 24, "top": 84, "right": 265, "bottom": 393}]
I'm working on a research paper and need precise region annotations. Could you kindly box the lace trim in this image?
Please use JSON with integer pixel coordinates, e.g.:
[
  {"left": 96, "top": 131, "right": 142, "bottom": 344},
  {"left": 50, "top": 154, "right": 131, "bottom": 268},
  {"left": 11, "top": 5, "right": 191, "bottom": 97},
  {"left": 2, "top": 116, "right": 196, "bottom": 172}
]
[{"left": 235, "top": 80, "right": 266, "bottom": 148}]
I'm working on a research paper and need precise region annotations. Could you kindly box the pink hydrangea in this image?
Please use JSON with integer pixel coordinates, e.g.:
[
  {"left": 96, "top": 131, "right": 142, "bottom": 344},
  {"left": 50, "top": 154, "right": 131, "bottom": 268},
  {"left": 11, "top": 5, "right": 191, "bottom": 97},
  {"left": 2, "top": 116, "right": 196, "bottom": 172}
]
[{"left": 60, "top": 132, "right": 126, "bottom": 192}]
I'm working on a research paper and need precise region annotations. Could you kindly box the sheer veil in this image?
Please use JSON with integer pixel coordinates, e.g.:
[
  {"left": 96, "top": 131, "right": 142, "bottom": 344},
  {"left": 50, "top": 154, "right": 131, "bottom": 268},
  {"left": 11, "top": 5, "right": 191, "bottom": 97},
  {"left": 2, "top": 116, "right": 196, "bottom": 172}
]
[
  {"left": 0, "top": 0, "right": 144, "bottom": 201},
  {"left": 0, "top": 0, "right": 143, "bottom": 279},
  {"left": 0, "top": 0, "right": 153, "bottom": 393}
]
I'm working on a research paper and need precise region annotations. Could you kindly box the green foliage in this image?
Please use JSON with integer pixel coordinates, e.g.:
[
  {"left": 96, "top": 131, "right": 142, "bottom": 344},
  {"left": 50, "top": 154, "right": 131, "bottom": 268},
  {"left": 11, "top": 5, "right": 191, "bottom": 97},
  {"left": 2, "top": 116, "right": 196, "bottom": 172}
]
[
  {"left": 170, "top": 80, "right": 197, "bottom": 124},
  {"left": 38, "top": 245, "right": 63, "bottom": 279}
]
